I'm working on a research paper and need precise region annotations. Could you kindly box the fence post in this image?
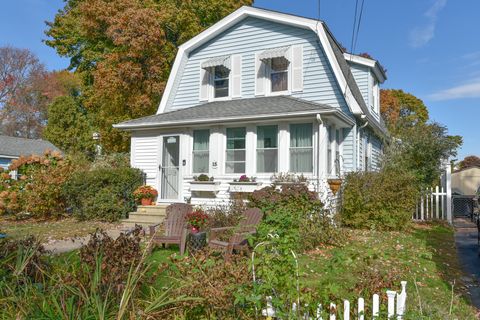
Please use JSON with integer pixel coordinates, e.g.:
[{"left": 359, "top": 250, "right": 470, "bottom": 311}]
[
  {"left": 435, "top": 186, "right": 440, "bottom": 219},
  {"left": 343, "top": 300, "right": 350, "bottom": 320},
  {"left": 396, "top": 281, "right": 407, "bottom": 320},
  {"left": 420, "top": 195, "right": 424, "bottom": 221},
  {"left": 446, "top": 164, "right": 452, "bottom": 223},
  {"left": 430, "top": 187, "right": 434, "bottom": 219},
  {"left": 372, "top": 294, "right": 379, "bottom": 318},
  {"left": 358, "top": 298, "right": 364, "bottom": 320},
  {"left": 330, "top": 302, "right": 336, "bottom": 320},
  {"left": 387, "top": 290, "right": 396, "bottom": 319}
]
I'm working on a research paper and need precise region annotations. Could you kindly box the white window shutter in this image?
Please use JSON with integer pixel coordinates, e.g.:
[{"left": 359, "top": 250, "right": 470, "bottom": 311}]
[
  {"left": 231, "top": 55, "right": 242, "bottom": 98},
  {"left": 199, "top": 64, "right": 209, "bottom": 101},
  {"left": 255, "top": 53, "right": 266, "bottom": 96},
  {"left": 291, "top": 45, "right": 304, "bottom": 92}
]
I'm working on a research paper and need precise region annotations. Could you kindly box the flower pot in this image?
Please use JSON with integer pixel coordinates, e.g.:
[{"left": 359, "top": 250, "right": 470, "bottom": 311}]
[
  {"left": 188, "top": 231, "right": 207, "bottom": 252},
  {"left": 141, "top": 198, "right": 153, "bottom": 206},
  {"left": 327, "top": 179, "right": 342, "bottom": 195}
]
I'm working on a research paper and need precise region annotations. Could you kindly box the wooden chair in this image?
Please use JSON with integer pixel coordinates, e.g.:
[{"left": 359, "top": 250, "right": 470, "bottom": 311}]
[
  {"left": 149, "top": 203, "right": 192, "bottom": 255},
  {"left": 208, "top": 207, "right": 263, "bottom": 258}
]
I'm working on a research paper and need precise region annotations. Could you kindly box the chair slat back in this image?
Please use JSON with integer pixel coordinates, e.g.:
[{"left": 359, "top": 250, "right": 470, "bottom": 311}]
[
  {"left": 231, "top": 208, "right": 263, "bottom": 243},
  {"left": 164, "top": 203, "right": 192, "bottom": 237}
]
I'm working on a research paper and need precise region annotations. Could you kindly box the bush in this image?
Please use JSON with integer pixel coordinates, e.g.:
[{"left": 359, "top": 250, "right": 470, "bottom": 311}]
[
  {"left": 64, "top": 167, "right": 144, "bottom": 221},
  {"left": 340, "top": 167, "right": 419, "bottom": 230},
  {"left": 249, "top": 184, "right": 339, "bottom": 251}
]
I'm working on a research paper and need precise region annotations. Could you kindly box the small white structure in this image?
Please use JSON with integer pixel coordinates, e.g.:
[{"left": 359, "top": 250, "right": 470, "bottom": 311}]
[{"left": 452, "top": 166, "right": 480, "bottom": 195}]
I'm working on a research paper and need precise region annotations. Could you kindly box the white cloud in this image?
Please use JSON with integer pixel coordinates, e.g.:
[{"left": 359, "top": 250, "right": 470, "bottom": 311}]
[
  {"left": 409, "top": 0, "right": 447, "bottom": 48},
  {"left": 429, "top": 78, "right": 480, "bottom": 101}
]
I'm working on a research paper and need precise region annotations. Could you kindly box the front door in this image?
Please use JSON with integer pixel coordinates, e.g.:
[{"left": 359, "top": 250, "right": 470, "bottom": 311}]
[{"left": 160, "top": 135, "right": 180, "bottom": 200}]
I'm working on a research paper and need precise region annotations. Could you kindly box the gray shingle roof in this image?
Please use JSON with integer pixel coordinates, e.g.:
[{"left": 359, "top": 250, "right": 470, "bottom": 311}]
[
  {"left": 115, "top": 96, "right": 340, "bottom": 129},
  {"left": 324, "top": 28, "right": 388, "bottom": 135},
  {"left": 0, "top": 135, "right": 61, "bottom": 158}
]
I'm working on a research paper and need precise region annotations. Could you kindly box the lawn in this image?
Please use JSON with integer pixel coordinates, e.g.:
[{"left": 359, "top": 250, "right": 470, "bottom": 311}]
[
  {"left": 299, "top": 222, "right": 478, "bottom": 319},
  {"left": 0, "top": 216, "right": 120, "bottom": 241}
]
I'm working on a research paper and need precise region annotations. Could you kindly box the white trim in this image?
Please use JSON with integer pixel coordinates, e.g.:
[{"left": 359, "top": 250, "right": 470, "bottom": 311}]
[
  {"left": 0, "top": 155, "right": 18, "bottom": 159},
  {"left": 155, "top": 6, "right": 366, "bottom": 117},
  {"left": 343, "top": 53, "right": 387, "bottom": 84}
]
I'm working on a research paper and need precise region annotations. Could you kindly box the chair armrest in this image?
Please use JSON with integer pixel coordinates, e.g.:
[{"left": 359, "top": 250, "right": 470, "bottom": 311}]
[
  {"left": 149, "top": 223, "right": 162, "bottom": 236},
  {"left": 209, "top": 226, "right": 235, "bottom": 241}
]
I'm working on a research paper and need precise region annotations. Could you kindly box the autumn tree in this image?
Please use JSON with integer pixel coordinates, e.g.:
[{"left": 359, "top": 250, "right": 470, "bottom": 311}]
[
  {"left": 458, "top": 155, "right": 480, "bottom": 170},
  {"left": 45, "top": 0, "right": 253, "bottom": 152},
  {"left": 380, "top": 89, "right": 429, "bottom": 136}
]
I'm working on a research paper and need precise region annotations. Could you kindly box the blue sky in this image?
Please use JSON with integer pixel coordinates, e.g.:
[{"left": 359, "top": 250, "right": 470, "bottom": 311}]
[{"left": 1, "top": 0, "right": 478, "bottom": 160}]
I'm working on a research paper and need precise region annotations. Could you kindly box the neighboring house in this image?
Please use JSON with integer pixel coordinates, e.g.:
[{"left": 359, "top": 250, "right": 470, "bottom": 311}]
[
  {"left": 452, "top": 166, "right": 480, "bottom": 195},
  {"left": 0, "top": 135, "right": 61, "bottom": 172},
  {"left": 115, "top": 6, "right": 388, "bottom": 205}
]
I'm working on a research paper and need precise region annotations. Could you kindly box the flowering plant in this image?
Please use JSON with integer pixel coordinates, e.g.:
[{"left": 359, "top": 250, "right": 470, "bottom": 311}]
[
  {"left": 234, "top": 175, "right": 256, "bottom": 182},
  {"left": 185, "top": 209, "right": 209, "bottom": 232},
  {"left": 133, "top": 185, "right": 158, "bottom": 201}
]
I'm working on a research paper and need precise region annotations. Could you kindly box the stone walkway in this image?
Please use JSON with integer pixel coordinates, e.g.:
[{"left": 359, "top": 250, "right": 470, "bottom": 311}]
[
  {"left": 454, "top": 217, "right": 480, "bottom": 309},
  {"left": 43, "top": 229, "right": 124, "bottom": 254}
]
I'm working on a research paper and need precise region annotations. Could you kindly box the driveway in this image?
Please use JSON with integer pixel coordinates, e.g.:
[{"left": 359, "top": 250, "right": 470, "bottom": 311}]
[{"left": 454, "top": 217, "right": 480, "bottom": 309}]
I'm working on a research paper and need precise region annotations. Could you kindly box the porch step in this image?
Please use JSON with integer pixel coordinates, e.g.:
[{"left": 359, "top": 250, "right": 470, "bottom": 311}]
[{"left": 121, "top": 205, "right": 169, "bottom": 229}]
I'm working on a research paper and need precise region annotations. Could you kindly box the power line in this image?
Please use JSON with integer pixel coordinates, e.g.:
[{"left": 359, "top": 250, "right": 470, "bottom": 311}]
[{"left": 353, "top": 0, "right": 366, "bottom": 53}]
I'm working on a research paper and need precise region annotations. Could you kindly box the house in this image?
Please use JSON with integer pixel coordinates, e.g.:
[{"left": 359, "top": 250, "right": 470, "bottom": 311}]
[
  {"left": 114, "top": 6, "right": 388, "bottom": 206},
  {"left": 0, "top": 135, "right": 61, "bottom": 172},
  {"left": 452, "top": 166, "right": 480, "bottom": 196}
]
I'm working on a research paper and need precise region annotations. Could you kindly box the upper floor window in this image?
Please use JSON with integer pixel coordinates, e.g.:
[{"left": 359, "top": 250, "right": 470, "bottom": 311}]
[
  {"left": 192, "top": 129, "right": 209, "bottom": 174},
  {"left": 289, "top": 123, "right": 313, "bottom": 173},
  {"left": 226, "top": 127, "right": 246, "bottom": 174},
  {"left": 270, "top": 57, "right": 289, "bottom": 92},
  {"left": 214, "top": 66, "right": 229, "bottom": 98},
  {"left": 257, "top": 125, "right": 278, "bottom": 173},
  {"left": 371, "top": 78, "right": 379, "bottom": 114}
]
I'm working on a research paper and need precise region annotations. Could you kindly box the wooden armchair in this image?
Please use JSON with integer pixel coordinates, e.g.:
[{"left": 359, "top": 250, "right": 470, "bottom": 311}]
[
  {"left": 208, "top": 208, "right": 263, "bottom": 257},
  {"left": 149, "top": 203, "right": 192, "bottom": 255}
]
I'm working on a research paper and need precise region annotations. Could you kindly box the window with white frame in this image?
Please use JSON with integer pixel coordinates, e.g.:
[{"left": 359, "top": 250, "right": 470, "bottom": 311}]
[
  {"left": 192, "top": 129, "right": 209, "bottom": 174},
  {"left": 289, "top": 123, "right": 313, "bottom": 173},
  {"left": 270, "top": 57, "right": 289, "bottom": 92},
  {"left": 335, "top": 129, "right": 341, "bottom": 175},
  {"left": 213, "top": 66, "right": 230, "bottom": 98},
  {"left": 257, "top": 125, "right": 278, "bottom": 173},
  {"left": 372, "top": 79, "right": 379, "bottom": 114},
  {"left": 226, "top": 127, "right": 246, "bottom": 174}
]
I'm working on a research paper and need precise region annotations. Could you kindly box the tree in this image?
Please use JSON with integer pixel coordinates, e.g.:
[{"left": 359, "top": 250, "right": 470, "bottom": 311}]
[
  {"left": 0, "top": 47, "right": 48, "bottom": 138},
  {"left": 384, "top": 122, "right": 462, "bottom": 186},
  {"left": 380, "top": 89, "right": 429, "bottom": 135},
  {"left": 458, "top": 155, "right": 480, "bottom": 170},
  {"left": 43, "top": 95, "right": 95, "bottom": 154},
  {"left": 45, "top": 0, "right": 253, "bottom": 152}
]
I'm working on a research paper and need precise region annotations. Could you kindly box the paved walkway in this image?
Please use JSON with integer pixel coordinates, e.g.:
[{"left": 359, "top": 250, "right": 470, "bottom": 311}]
[
  {"left": 454, "top": 217, "right": 480, "bottom": 309},
  {"left": 43, "top": 229, "right": 124, "bottom": 254}
]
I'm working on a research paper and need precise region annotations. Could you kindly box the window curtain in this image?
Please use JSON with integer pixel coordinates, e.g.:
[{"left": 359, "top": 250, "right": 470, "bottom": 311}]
[
  {"left": 257, "top": 125, "right": 278, "bottom": 173},
  {"left": 289, "top": 123, "right": 313, "bottom": 173},
  {"left": 193, "top": 129, "right": 209, "bottom": 173}
]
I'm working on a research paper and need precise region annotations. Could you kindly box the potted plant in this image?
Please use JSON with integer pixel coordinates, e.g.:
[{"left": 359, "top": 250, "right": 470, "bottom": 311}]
[
  {"left": 133, "top": 185, "right": 158, "bottom": 206},
  {"left": 327, "top": 178, "right": 342, "bottom": 195},
  {"left": 271, "top": 173, "right": 308, "bottom": 186},
  {"left": 185, "top": 209, "right": 209, "bottom": 251},
  {"left": 229, "top": 175, "right": 261, "bottom": 193},
  {"left": 190, "top": 174, "right": 220, "bottom": 192}
]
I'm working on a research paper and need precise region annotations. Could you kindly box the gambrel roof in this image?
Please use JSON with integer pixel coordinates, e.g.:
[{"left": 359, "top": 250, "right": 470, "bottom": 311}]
[{"left": 155, "top": 6, "right": 388, "bottom": 136}]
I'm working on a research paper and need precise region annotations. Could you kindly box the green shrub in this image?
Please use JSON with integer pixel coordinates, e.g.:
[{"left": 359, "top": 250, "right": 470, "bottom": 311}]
[
  {"left": 249, "top": 184, "right": 339, "bottom": 251},
  {"left": 341, "top": 167, "right": 419, "bottom": 230},
  {"left": 64, "top": 167, "right": 144, "bottom": 221}
]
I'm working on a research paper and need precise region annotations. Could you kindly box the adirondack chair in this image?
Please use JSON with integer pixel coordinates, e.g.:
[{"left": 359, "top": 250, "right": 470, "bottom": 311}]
[
  {"left": 208, "top": 207, "right": 263, "bottom": 257},
  {"left": 149, "top": 203, "right": 192, "bottom": 255}
]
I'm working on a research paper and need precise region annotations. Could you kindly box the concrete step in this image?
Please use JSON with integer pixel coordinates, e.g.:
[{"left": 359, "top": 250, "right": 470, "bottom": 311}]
[
  {"left": 120, "top": 219, "right": 159, "bottom": 229},
  {"left": 136, "top": 205, "right": 168, "bottom": 214}
]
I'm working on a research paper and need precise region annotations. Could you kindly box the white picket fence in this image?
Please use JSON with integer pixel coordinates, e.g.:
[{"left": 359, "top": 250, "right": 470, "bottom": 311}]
[
  {"left": 262, "top": 281, "right": 407, "bottom": 319},
  {"left": 413, "top": 186, "right": 450, "bottom": 222}
]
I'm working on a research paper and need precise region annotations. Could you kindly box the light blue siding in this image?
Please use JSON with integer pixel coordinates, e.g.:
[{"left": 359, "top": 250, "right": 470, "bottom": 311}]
[
  {"left": 370, "top": 134, "right": 383, "bottom": 171},
  {"left": 0, "top": 157, "right": 12, "bottom": 171},
  {"left": 349, "top": 63, "right": 369, "bottom": 107},
  {"left": 167, "top": 17, "right": 350, "bottom": 114},
  {"left": 342, "top": 127, "right": 354, "bottom": 172}
]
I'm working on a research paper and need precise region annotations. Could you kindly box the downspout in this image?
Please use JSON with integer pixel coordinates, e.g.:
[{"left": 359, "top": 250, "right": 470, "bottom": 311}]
[{"left": 316, "top": 114, "right": 323, "bottom": 192}]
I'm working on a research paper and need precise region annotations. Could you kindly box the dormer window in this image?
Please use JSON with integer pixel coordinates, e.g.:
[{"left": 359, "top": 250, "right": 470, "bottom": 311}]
[
  {"left": 214, "top": 66, "right": 229, "bottom": 98},
  {"left": 270, "top": 57, "right": 289, "bottom": 92}
]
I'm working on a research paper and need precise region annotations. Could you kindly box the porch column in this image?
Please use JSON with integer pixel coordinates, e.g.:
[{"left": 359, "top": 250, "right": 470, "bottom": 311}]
[
  {"left": 317, "top": 121, "right": 328, "bottom": 178},
  {"left": 278, "top": 122, "right": 289, "bottom": 172}
]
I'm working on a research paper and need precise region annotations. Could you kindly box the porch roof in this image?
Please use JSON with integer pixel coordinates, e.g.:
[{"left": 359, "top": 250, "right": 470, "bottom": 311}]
[{"left": 114, "top": 96, "right": 354, "bottom": 130}]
